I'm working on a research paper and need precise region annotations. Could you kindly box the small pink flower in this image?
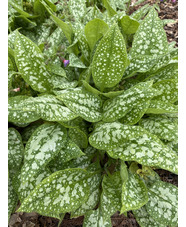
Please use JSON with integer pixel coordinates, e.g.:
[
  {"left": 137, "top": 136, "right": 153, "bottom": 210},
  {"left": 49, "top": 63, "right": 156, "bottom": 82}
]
[
  {"left": 63, "top": 59, "right": 70, "bottom": 67},
  {"left": 12, "top": 87, "right": 20, "bottom": 92},
  {"left": 172, "top": 0, "right": 176, "bottom": 2}
]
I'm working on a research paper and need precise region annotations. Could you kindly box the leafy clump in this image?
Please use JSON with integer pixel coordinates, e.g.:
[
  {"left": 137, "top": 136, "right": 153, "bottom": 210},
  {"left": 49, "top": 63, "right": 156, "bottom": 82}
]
[{"left": 8, "top": 0, "right": 178, "bottom": 226}]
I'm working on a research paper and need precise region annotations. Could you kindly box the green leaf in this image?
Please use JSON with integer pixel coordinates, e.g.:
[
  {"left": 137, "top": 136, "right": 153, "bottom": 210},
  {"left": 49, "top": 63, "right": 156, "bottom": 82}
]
[
  {"left": 101, "top": 172, "right": 122, "bottom": 221},
  {"left": 52, "top": 77, "right": 78, "bottom": 90},
  {"left": 103, "top": 81, "right": 160, "bottom": 122},
  {"left": 68, "top": 0, "right": 86, "bottom": 22},
  {"left": 83, "top": 208, "right": 112, "bottom": 227},
  {"left": 121, "top": 172, "right": 148, "bottom": 213},
  {"left": 92, "top": 24, "right": 128, "bottom": 91},
  {"left": 69, "top": 127, "right": 88, "bottom": 149},
  {"left": 107, "top": 130, "right": 178, "bottom": 174},
  {"left": 120, "top": 161, "right": 128, "bottom": 183},
  {"left": 85, "top": 18, "right": 109, "bottom": 51},
  {"left": 14, "top": 31, "right": 52, "bottom": 92},
  {"left": 145, "top": 100, "right": 178, "bottom": 114},
  {"left": 69, "top": 53, "right": 87, "bottom": 68},
  {"left": 131, "top": 4, "right": 151, "bottom": 21},
  {"left": 47, "top": 64, "right": 67, "bottom": 78},
  {"left": 18, "top": 169, "right": 92, "bottom": 214},
  {"left": 20, "top": 123, "right": 67, "bottom": 183},
  {"left": 102, "top": 0, "right": 117, "bottom": 17},
  {"left": 8, "top": 96, "right": 40, "bottom": 123},
  {"left": 8, "top": 178, "right": 18, "bottom": 222},
  {"left": 146, "top": 181, "right": 178, "bottom": 226},
  {"left": 57, "top": 88, "right": 102, "bottom": 122},
  {"left": 8, "top": 128, "right": 24, "bottom": 171},
  {"left": 89, "top": 122, "right": 144, "bottom": 150},
  {"left": 21, "top": 124, "right": 40, "bottom": 143},
  {"left": 133, "top": 206, "right": 165, "bottom": 227},
  {"left": 139, "top": 116, "right": 178, "bottom": 143},
  {"left": 152, "top": 79, "right": 178, "bottom": 104},
  {"left": 119, "top": 15, "right": 140, "bottom": 35},
  {"left": 18, "top": 94, "right": 78, "bottom": 122},
  {"left": 12, "top": 168, "right": 51, "bottom": 203}
]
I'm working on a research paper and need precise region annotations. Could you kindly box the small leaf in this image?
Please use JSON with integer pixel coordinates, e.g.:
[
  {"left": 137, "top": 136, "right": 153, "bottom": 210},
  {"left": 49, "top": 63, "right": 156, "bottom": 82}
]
[
  {"left": 131, "top": 4, "right": 151, "bottom": 21},
  {"left": 101, "top": 172, "right": 122, "bottom": 221},
  {"left": 8, "top": 128, "right": 24, "bottom": 171},
  {"left": 145, "top": 100, "right": 178, "bottom": 114},
  {"left": 52, "top": 77, "right": 78, "bottom": 90},
  {"left": 69, "top": 53, "right": 87, "bottom": 68},
  {"left": 14, "top": 31, "right": 52, "bottom": 92},
  {"left": 146, "top": 181, "right": 178, "bottom": 226},
  {"left": 102, "top": 0, "right": 117, "bottom": 17},
  {"left": 83, "top": 208, "right": 112, "bottom": 227},
  {"left": 92, "top": 24, "right": 128, "bottom": 91},
  {"left": 57, "top": 88, "right": 102, "bottom": 122},
  {"left": 21, "top": 124, "right": 40, "bottom": 143},
  {"left": 48, "top": 64, "right": 67, "bottom": 78},
  {"left": 85, "top": 18, "right": 109, "bottom": 50},
  {"left": 20, "top": 123, "right": 67, "bottom": 183},
  {"left": 8, "top": 96, "right": 40, "bottom": 123},
  {"left": 119, "top": 15, "right": 139, "bottom": 34},
  {"left": 69, "top": 127, "right": 88, "bottom": 149},
  {"left": 8, "top": 178, "right": 18, "bottom": 222},
  {"left": 89, "top": 122, "right": 144, "bottom": 150},
  {"left": 121, "top": 172, "right": 148, "bottom": 213},
  {"left": 18, "top": 169, "right": 91, "bottom": 214}
]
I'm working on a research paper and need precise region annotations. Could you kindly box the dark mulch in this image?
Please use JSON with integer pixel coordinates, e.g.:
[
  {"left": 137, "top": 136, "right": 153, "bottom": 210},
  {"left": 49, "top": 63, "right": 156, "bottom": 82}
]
[{"left": 9, "top": 0, "right": 178, "bottom": 226}]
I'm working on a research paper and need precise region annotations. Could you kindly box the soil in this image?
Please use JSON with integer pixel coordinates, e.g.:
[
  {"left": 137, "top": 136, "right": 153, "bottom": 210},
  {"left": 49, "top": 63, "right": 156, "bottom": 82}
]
[{"left": 9, "top": 0, "right": 178, "bottom": 226}]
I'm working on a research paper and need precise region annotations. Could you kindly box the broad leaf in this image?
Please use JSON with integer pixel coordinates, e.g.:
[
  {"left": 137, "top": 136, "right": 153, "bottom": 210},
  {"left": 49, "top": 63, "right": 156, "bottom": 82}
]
[
  {"left": 145, "top": 100, "right": 178, "bottom": 114},
  {"left": 92, "top": 24, "right": 128, "bottom": 91},
  {"left": 20, "top": 123, "right": 67, "bottom": 183},
  {"left": 107, "top": 130, "right": 178, "bottom": 174},
  {"left": 121, "top": 172, "right": 148, "bottom": 213},
  {"left": 119, "top": 16, "right": 139, "bottom": 34},
  {"left": 57, "top": 88, "right": 102, "bottom": 122},
  {"left": 89, "top": 122, "right": 144, "bottom": 150},
  {"left": 14, "top": 31, "right": 52, "bottom": 92},
  {"left": 101, "top": 172, "right": 122, "bottom": 221},
  {"left": 8, "top": 128, "right": 24, "bottom": 171},
  {"left": 85, "top": 18, "right": 109, "bottom": 50},
  {"left": 146, "top": 181, "right": 178, "bottom": 226},
  {"left": 18, "top": 169, "right": 92, "bottom": 214},
  {"left": 8, "top": 96, "right": 40, "bottom": 123}
]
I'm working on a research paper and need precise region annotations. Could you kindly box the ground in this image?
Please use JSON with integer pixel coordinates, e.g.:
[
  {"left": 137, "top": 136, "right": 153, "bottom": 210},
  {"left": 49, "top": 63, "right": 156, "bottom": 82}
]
[{"left": 9, "top": 0, "right": 178, "bottom": 226}]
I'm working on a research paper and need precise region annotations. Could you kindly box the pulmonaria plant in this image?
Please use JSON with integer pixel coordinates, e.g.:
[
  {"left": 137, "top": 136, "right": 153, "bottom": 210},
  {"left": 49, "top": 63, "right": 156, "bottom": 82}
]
[{"left": 8, "top": 0, "right": 178, "bottom": 226}]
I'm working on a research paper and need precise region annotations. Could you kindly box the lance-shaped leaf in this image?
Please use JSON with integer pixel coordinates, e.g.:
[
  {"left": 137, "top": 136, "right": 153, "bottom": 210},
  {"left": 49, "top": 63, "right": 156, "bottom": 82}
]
[
  {"left": 18, "top": 169, "right": 91, "bottom": 214},
  {"left": 83, "top": 208, "right": 112, "bottom": 227},
  {"left": 77, "top": 32, "right": 90, "bottom": 62},
  {"left": 14, "top": 31, "right": 52, "bottom": 92},
  {"left": 85, "top": 18, "right": 109, "bottom": 50},
  {"left": 47, "top": 64, "right": 67, "bottom": 78},
  {"left": 52, "top": 76, "right": 78, "bottom": 90},
  {"left": 68, "top": 0, "right": 86, "bottom": 22},
  {"left": 101, "top": 172, "right": 122, "bottom": 221},
  {"left": 69, "top": 53, "right": 87, "bottom": 68},
  {"left": 49, "top": 138, "right": 85, "bottom": 168},
  {"left": 119, "top": 15, "right": 139, "bottom": 34},
  {"left": 89, "top": 122, "right": 145, "bottom": 150},
  {"left": 102, "top": 0, "right": 117, "bottom": 17},
  {"left": 146, "top": 181, "right": 178, "bottom": 226},
  {"left": 8, "top": 128, "right": 24, "bottom": 171},
  {"left": 92, "top": 24, "right": 128, "bottom": 91},
  {"left": 107, "top": 130, "right": 178, "bottom": 174},
  {"left": 145, "top": 100, "right": 178, "bottom": 114},
  {"left": 57, "top": 88, "right": 102, "bottom": 122},
  {"left": 8, "top": 178, "right": 18, "bottom": 222},
  {"left": 19, "top": 94, "right": 78, "bottom": 122},
  {"left": 103, "top": 81, "right": 160, "bottom": 122},
  {"left": 12, "top": 168, "right": 51, "bottom": 203},
  {"left": 133, "top": 206, "right": 165, "bottom": 227},
  {"left": 139, "top": 116, "right": 178, "bottom": 142},
  {"left": 131, "top": 8, "right": 168, "bottom": 57},
  {"left": 8, "top": 96, "right": 40, "bottom": 123},
  {"left": 152, "top": 79, "right": 178, "bottom": 104},
  {"left": 71, "top": 170, "right": 102, "bottom": 217},
  {"left": 121, "top": 172, "right": 148, "bottom": 213},
  {"left": 131, "top": 4, "right": 151, "bottom": 21},
  {"left": 20, "top": 123, "right": 67, "bottom": 183}
]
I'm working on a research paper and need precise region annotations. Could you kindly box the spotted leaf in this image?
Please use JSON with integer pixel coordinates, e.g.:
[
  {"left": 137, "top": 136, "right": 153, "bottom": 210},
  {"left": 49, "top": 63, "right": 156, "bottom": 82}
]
[
  {"left": 133, "top": 206, "right": 165, "bottom": 227},
  {"left": 145, "top": 100, "right": 178, "bottom": 114},
  {"left": 68, "top": 0, "right": 86, "bottom": 22},
  {"left": 57, "top": 88, "right": 102, "bottom": 122},
  {"left": 146, "top": 181, "right": 178, "bottom": 226},
  {"left": 18, "top": 94, "right": 78, "bottom": 122},
  {"left": 89, "top": 122, "right": 145, "bottom": 150},
  {"left": 69, "top": 53, "right": 87, "bottom": 68},
  {"left": 14, "top": 31, "right": 52, "bottom": 92},
  {"left": 102, "top": 0, "right": 117, "bottom": 17},
  {"left": 52, "top": 76, "right": 78, "bottom": 90},
  {"left": 131, "top": 4, "right": 151, "bottom": 21},
  {"left": 119, "top": 15, "right": 139, "bottom": 34},
  {"left": 20, "top": 123, "right": 67, "bottom": 183},
  {"left": 8, "top": 96, "right": 40, "bottom": 123},
  {"left": 8, "top": 128, "right": 24, "bottom": 171},
  {"left": 8, "top": 178, "right": 18, "bottom": 222},
  {"left": 85, "top": 18, "right": 109, "bottom": 51},
  {"left": 83, "top": 208, "right": 112, "bottom": 227},
  {"left": 101, "top": 172, "right": 122, "bottom": 221},
  {"left": 47, "top": 64, "right": 67, "bottom": 78},
  {"left": 18, "top": 169, "right": 92, "bottom": 215},
  {"left": 121, "top": 172, "right": 148, "bottom": 213},
  {"left": 92, "top": 24, "right": 128, "bottom": 91},
  {"left": 107, "top": 130, "right": 178, "bottom": 174},
  {"left": 69, "top": 127, "right": 88, "bottom": 149},
  {"left": 103, "top": 81, "right": 160, "bottom": 122}
]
